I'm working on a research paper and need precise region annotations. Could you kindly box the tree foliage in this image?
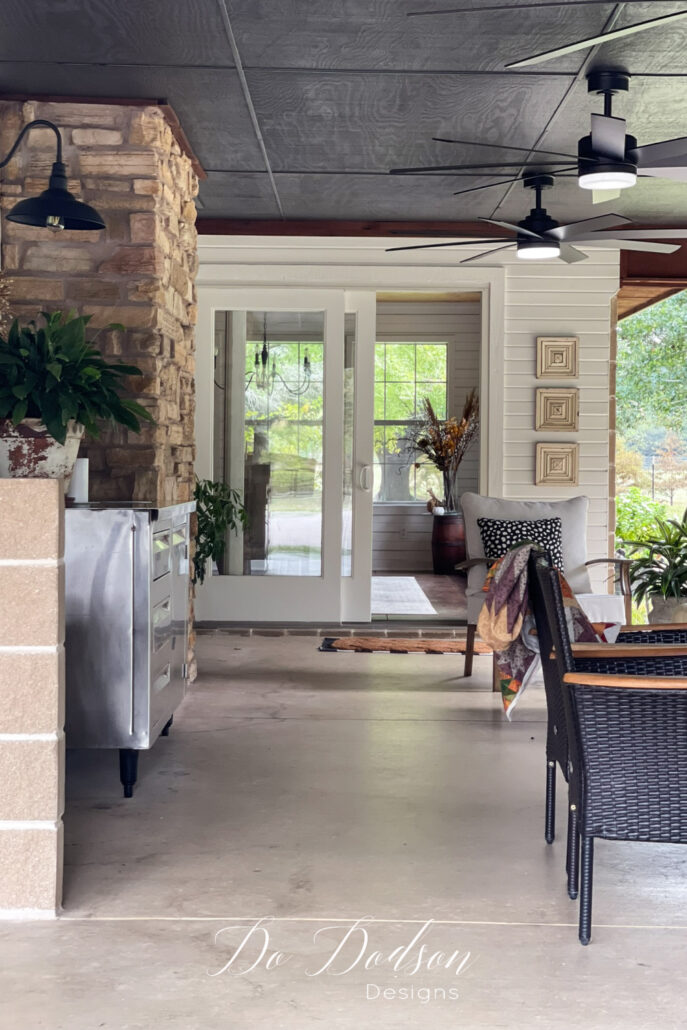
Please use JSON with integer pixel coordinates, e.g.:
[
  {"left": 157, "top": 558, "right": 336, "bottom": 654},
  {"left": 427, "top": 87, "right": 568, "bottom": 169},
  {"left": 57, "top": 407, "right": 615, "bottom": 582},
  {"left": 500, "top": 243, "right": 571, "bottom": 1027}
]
[
  {"left": 655, "top": 432, "right": 687, "bottom": 504},
  {"left": 615, "top": 437, "right": 649, "bottom": 491},
  {"left": 617, "top": 291, "right": 687, "bottom": 437}
]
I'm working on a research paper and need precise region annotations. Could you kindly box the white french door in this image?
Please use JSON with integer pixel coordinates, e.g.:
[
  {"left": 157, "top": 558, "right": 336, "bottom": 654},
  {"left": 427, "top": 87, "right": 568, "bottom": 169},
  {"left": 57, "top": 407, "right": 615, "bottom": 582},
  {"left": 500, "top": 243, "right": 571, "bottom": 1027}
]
[{"left": 195, "top": 287, "right": 374, "bottom": 623}]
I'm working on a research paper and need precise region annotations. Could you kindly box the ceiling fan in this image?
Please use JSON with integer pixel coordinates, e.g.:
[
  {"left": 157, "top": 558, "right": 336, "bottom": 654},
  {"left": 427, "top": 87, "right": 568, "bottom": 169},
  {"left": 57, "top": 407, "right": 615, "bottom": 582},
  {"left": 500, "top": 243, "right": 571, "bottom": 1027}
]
[
  {"left": 407, "top": 2, "right": 687, "bottom": 69},
  {"left": 385, "top": 173, "right": 684, "bottom": 264},
  {"left": 390, "top": 70, "right": 687, "bottom": 204}
]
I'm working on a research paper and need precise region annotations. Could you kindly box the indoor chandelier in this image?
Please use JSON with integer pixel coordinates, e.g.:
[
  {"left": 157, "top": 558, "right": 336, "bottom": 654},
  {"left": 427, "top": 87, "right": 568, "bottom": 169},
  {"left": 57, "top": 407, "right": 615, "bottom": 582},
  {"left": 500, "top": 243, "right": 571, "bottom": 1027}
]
[{"left": 245, "top": 314, "right": 312, "bottom": 396}]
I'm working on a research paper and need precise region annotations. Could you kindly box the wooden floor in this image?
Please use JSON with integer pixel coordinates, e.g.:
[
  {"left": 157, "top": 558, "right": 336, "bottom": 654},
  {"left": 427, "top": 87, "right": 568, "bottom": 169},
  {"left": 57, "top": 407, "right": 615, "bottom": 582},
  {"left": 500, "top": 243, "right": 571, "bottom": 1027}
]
[{"left": 372, "top": 573, "right": 467, "bottom": 618}]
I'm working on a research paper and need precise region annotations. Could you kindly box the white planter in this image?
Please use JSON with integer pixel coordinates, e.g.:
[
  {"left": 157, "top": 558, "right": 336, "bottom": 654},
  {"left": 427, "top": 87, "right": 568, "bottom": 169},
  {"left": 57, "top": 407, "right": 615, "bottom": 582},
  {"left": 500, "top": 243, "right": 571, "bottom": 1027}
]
[
  {"left": 0, "top": 418, "right": 84, "bottom": 487},
  {"left": 648, "top": 595, "right": 687, "bottom": 624}
]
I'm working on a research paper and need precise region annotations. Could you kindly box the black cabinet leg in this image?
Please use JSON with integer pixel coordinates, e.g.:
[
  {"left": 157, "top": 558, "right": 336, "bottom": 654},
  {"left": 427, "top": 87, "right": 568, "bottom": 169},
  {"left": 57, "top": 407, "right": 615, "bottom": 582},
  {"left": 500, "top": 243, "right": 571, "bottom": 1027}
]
[
  {"left": 161, "top": 715, "right": 174, "bottom": 737},
  {"left": 119, "top": 748, "right": 139, "bottom": 798}
]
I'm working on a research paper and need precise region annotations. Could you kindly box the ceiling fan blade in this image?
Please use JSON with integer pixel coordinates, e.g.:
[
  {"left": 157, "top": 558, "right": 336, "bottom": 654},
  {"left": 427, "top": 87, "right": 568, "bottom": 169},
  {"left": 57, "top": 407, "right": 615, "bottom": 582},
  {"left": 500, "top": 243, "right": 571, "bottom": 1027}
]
[
  {"left": 506, "top": 10, "right": 687, "bottom": 69},
  {"left": 547, "top": 213, "right": 632, "bottom": 241},
  {"left": 635, "top": 165, "right": 687, "bottom": 183},
  {"left": 459, "top": 245, "right": 516, "bottom": 265},
  {"left": 408, "top": 1, "right": 674, "bottom": 16},
  {"left": 592, "top": 189, "right": 621, "bottom": 204},
  {"left": 578, "top": 240, "right": 680, "bottom": 254},
  {"left": 432, "top": 137, "right": 580, "bottom": 162},
  {"left": 571, "top": 229, "right": 687, "bottom": 241},
  {"left": 385, "top": 238, "right": 513, "bottom": 253},
  {"left": 390, "top": 161, "right": 569, "bottom": 174},
  {"left": 559, "top": 245, "right": 588, "bottom": 264},
  {"left": 631, "top": 135, "right": 687, "bottom": 167},
  {"left": 480, "top": 217, "right": 541, "bottom": 239},
  {"left": 591, "top": 114, "right": 627, "bottom": 162}
]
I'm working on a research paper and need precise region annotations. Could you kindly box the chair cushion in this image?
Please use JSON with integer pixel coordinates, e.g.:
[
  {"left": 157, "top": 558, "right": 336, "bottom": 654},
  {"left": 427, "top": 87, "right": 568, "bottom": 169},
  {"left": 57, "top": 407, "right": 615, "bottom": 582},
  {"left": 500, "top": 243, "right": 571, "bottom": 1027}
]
[
  {"left": 477, "top": 516, "right": 564, "bottom": 571},
  {"left": 461, "top": 493, "right": 592, "bottom": 624}
]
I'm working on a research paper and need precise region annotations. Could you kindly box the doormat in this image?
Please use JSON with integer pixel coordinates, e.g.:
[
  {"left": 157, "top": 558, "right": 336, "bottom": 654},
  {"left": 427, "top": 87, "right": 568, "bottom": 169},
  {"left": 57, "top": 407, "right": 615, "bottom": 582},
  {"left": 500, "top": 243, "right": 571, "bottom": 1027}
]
[{"left": 319, "top": 636, "right": 493, "bottom": 655}]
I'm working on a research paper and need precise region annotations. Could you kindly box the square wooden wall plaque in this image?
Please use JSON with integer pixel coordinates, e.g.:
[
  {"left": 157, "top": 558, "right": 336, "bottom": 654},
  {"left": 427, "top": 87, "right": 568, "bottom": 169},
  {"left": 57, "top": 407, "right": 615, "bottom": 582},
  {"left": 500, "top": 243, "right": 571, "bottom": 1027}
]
[
  {"left": 535, "top": 388, "right": 579, "bottom": 432},
  {"left": 535, "top": 443, "right": 579, "bottom": 486},
  {"left": 536, "top": 336, "right": 579, "bottom": 379}
]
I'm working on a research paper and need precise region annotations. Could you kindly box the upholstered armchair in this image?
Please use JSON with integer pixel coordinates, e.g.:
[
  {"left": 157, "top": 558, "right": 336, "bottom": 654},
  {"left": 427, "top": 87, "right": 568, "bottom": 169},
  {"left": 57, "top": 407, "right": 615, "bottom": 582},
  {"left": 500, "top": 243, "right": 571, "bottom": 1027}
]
[{"left": 458, "top": 493, "right": 631, "bottom": 677}]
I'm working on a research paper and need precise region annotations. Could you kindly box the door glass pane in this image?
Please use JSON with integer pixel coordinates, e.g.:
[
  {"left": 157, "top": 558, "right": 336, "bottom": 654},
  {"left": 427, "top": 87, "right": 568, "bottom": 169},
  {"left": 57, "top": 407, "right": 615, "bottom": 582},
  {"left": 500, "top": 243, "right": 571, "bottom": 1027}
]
[
  {"left": 342, "top": 314, "right": 356, "bottom": 577},
  {"left": 214, "top": 310, "right": 325, "bottom": 577}
]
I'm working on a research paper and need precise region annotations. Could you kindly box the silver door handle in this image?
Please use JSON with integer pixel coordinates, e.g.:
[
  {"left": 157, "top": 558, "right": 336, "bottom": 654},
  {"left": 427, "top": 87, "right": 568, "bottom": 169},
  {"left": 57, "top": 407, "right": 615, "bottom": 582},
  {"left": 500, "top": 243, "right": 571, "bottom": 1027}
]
[{"left": 359, "top": 465, "right": 372, "bottom": 492}]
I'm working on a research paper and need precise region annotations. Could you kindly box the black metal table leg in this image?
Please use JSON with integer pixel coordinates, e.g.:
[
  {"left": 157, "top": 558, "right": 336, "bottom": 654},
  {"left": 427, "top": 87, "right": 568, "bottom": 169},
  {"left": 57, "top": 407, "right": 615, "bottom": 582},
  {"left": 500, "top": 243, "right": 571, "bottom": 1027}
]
[
  {"left": 119, "top": 748, "right": 139, "bottom": 798},
  {"left": 161, "top": 715, "right": 174, "bottom": 737}
]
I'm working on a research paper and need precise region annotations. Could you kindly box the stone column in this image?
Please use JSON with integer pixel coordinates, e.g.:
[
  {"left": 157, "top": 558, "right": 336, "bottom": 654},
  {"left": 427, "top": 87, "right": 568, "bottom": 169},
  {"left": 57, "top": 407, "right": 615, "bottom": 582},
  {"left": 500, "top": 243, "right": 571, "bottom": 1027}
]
[
  {"left": 0, "top": 99, "right": 199, "bottom": 506},
  {"left": 0, "top": 480, "right": 64, "bottom": 916}
]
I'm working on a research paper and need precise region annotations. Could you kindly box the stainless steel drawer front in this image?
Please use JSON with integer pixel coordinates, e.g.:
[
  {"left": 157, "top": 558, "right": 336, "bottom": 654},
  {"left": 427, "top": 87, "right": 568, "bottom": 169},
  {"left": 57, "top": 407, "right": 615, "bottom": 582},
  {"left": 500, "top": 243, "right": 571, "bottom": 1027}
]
[{"left": 153, "top": 529, "right": 171, "bottom": 580}]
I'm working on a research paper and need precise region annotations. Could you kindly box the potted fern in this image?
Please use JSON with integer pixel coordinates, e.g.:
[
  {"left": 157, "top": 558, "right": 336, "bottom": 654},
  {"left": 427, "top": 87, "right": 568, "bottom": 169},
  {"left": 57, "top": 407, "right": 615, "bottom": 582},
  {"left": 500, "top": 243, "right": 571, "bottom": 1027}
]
[
  {"left": 0, "top": 310, "right": 153, "bottom": 483},
  {"left": 627, "top": 508, "right": 687, "bottom": 623}
]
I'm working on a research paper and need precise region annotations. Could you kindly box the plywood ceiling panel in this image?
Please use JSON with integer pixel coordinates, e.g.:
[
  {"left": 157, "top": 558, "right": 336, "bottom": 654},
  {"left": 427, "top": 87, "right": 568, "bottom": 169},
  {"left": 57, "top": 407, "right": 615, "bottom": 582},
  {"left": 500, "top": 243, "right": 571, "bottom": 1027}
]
[{"left": 2, "top": 0, "right": 687, "bottom": 225}]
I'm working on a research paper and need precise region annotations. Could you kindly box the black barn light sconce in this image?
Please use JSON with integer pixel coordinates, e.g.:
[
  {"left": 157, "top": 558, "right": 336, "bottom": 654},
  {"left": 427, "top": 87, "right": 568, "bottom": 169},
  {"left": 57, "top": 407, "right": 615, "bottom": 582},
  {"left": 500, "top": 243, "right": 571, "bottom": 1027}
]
[{"left": 0, "top": 118, "right": 105, "bottom": 231}]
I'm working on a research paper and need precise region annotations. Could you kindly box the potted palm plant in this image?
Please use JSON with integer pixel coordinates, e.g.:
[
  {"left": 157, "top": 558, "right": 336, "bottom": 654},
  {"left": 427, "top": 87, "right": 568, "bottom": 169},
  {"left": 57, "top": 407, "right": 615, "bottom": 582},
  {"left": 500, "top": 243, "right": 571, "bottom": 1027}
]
[
  {"left": 0, "top": 310, "right": 153, "bottom": 484},
  {"left": 405, "top": 390, "right": 480, "bottom": 574},
  {"left": 627, "top": 508, "right": 687, "bottom": 623}
]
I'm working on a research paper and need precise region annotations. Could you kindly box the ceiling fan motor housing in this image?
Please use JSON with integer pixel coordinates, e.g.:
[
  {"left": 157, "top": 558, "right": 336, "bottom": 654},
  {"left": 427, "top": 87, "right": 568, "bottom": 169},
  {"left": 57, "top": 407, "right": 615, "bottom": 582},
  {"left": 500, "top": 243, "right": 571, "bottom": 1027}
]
[
  {"left": 577, "top": 132, "right": 638, "bottom": 179},
  {"left": 516, "top": 206, "right": 561, "bottom": 258}
]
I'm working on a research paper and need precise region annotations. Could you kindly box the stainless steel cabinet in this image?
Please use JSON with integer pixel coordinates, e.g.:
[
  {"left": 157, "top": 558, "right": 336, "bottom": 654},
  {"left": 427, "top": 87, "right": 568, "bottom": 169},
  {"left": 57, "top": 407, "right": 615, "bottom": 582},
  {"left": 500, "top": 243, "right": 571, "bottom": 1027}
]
[{"left": 64, "top": 502, "right": 194, "bottom": 796}]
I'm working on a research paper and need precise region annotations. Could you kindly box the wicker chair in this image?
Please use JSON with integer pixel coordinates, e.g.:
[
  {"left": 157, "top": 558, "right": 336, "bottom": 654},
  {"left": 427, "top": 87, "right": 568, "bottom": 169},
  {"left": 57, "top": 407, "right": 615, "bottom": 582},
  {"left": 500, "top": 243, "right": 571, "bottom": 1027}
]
[
  {"left": 563, "top": 670, "right": 687, "bottom": 945},
  {"left": 527, "top": 549, "right": 687, "bottom": 914}
]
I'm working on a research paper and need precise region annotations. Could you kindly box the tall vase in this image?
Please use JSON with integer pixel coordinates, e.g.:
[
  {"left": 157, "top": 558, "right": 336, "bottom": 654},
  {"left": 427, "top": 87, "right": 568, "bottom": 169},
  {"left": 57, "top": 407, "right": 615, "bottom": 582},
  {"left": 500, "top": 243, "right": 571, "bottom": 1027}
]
[{"left": 442, "top": 467, "right": 458, "bottom": 514}]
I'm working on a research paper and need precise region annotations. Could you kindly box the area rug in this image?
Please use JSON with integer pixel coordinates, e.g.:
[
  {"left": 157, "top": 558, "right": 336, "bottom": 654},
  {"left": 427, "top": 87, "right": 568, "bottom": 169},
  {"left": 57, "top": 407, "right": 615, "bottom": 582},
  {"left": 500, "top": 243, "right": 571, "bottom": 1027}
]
[
  {"left": 319, "top": 636, "right": 493, "bottom": 654},
  {"left": 371, "top": 577, "right": 436, "bottom": 615}
]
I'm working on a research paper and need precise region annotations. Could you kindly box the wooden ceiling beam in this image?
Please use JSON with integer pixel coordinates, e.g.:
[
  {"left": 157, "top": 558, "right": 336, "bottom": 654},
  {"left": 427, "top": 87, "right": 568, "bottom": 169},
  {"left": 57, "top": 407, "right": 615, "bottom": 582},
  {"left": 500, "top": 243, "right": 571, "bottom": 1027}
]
[{"left": 196, "top": 218, "right": 509, "bottom": 238}]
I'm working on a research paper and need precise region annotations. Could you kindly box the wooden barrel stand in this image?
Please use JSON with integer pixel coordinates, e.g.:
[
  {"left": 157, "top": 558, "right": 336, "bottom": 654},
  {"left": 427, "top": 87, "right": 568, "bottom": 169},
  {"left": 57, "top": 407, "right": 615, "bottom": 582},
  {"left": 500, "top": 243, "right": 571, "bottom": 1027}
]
[{"left": 431, "top": 512, "right": 466, "bottom": 574}]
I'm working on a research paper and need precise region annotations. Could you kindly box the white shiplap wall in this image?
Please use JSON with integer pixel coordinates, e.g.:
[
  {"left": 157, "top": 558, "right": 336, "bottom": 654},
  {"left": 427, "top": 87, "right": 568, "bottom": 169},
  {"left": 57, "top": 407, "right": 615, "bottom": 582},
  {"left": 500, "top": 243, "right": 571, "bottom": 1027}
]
[
  {"left": 373, "top": 300, "right": 481, "bottom": 572},
  {"left": 502, "top": 256, "right": 619, "bottom": 590},
  {"left": 196, "top": 236, "right": 619, "bottom": 591}
]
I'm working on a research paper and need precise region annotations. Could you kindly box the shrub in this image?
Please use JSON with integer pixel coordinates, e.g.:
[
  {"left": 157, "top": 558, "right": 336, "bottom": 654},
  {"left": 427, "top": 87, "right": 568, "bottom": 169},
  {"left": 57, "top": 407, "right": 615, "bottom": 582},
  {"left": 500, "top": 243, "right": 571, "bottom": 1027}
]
[{"left": 615, "top": 487, "right": 668, "bottom": 546}]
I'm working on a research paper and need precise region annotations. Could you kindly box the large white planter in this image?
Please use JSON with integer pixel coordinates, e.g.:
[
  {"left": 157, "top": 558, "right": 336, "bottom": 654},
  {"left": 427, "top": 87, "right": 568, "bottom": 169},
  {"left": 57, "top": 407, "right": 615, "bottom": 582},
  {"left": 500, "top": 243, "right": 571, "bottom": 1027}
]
[
  {"left": 648, "top": 595, "right": 687, "bottom": 624},
  {"left": 0, "top": 418, "right": 84, "bottom": 486}
]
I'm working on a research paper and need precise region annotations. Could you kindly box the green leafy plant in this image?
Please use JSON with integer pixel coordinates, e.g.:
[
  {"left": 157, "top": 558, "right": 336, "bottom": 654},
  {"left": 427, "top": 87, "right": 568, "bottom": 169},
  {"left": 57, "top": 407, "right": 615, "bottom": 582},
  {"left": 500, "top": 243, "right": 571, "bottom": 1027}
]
[
  {"left": 0, "top": 310, "right": 153, "bottom": 444},
  {"left": 626, "top": 507, "right": 687, "bottom": 604},
  {"left": 615, "top": 487, "right": 668, "bottom": 545},
  {"left": 193, "top": 477, "right": 248, "bottom": 585}
]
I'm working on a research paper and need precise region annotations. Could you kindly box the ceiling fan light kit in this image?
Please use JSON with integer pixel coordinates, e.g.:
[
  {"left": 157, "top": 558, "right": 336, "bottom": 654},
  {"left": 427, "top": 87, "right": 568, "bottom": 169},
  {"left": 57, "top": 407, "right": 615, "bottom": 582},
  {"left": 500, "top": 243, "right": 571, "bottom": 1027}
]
[
  {"left": 517, "top": 240, "right": 561, "bottom": 260},
  {"left": 578, "top": 169, "right": 636, "bottom": 191}
]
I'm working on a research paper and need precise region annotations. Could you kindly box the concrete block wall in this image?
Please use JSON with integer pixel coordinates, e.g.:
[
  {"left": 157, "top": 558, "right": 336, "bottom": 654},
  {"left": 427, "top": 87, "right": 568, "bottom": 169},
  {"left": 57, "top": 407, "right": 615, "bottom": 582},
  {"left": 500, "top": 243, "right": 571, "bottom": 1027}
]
[{"left": 0, "top": 480, "right": 65, "bottom": 915}]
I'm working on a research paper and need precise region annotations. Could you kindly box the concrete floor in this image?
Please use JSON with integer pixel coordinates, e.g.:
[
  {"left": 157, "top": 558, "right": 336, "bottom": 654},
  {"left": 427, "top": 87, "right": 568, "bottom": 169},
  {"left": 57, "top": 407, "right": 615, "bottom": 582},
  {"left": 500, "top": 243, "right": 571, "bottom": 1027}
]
[{"left": 2, "top": 635, "right": 687, "bottom": 1028}]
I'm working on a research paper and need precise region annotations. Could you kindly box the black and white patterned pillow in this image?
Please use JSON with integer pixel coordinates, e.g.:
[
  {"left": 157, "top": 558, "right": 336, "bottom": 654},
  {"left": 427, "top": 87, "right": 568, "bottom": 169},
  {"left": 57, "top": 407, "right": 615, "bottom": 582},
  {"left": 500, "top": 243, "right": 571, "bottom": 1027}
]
[{"left": 477, "top": 516, "right": 565, "bottom": 571}]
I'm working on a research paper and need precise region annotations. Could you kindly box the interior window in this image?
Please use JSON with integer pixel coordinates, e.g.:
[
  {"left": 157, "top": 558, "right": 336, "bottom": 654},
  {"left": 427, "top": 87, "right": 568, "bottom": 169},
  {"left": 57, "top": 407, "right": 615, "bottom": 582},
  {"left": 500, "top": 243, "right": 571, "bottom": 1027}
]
[{"left": 373, "top": 341, "right": 448, "bottom": 503}]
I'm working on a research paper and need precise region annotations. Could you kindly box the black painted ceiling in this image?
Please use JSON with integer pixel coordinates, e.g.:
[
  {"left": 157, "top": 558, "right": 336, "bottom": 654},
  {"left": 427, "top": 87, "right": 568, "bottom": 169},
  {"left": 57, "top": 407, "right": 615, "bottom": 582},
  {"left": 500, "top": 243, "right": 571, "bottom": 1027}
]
[{"left": 2, "top": 0, "right": 687, "bottom": 225}]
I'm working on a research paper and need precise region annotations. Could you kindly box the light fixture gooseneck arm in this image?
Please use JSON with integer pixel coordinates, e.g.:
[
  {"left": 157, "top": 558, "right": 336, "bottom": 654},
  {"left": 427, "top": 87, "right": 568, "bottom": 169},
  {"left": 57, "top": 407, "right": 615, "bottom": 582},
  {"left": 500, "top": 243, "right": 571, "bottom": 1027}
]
[{"left": 0, "top": 119, "right": 62, "bottom": 170}]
